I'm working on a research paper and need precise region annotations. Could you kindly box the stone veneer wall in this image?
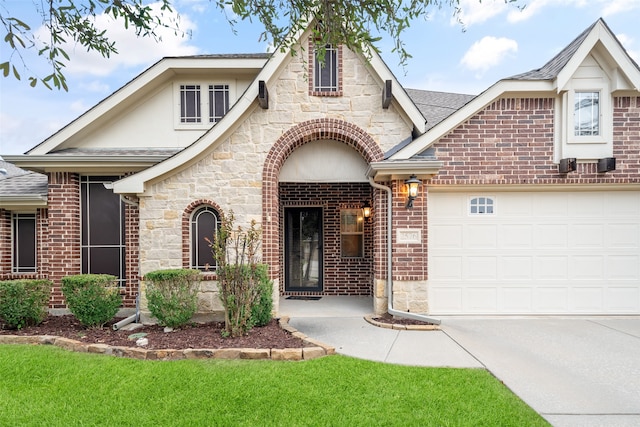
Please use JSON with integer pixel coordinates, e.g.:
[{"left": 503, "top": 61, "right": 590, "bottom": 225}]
[{"left": 138, "top": 36, "right": 410, "bottom": 317}]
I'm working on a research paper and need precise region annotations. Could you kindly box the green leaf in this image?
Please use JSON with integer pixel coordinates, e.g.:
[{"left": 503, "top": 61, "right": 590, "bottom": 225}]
[
  {"left": 12, "top": 65, "right": 20, "bottom": 80},
  {"left": 0, "top": 62, "right": 9, "bottom": 77}
]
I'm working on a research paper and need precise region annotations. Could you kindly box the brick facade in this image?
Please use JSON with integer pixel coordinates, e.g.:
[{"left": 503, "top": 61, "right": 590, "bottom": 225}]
[
  {"left": 279, "top": 182, "right": 373, "bottom": 295},
  {"left": 431, "top": 97, "right": 640, "bottom": 185}
]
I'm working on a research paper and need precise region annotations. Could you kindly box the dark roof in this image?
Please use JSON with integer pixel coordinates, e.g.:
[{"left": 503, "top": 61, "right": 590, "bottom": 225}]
[
  {"left": 0, "top": 160, "right": 29, "bottom": 180},
  {"left": 508, "top": 21, "right": 596, "bottom": 81},
  {"left": 0, "top": 171, "right": 47, "bottom": 197},
  {"left": 405, "top": 89, "right": 475, "bottom": 130}
]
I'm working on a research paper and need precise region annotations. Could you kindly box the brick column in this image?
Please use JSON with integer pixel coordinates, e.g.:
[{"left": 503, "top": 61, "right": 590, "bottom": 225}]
[
  {"left": 46, "top": 172, "right": 81, "bottom": 308},
  {"left": 0, "top": 209, "right": 11, "bottom": 277}
]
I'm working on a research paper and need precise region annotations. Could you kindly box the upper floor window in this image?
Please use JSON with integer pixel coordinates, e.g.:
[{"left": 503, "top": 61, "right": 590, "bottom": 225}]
[
  {"left": 470, "top": 197, "right": 495, "bottom": 215},
  {"left": 177, "top": 83, "right": 230, "bottom": 128},
  {"left": 209, "top": 84, "right": 230, "bottom": 123},
  {"left": 180, "top": 84, "right": 201, "bottom": 123},
  {"left": 12, "top": 212, "right": 36, "bottom": 273},
  {"left": 574, "top": 91, "right": 599, "bottom": 136},
  {"left": 191, "top": 206, "right": 220, "bottom": 271},
  {"left": 310, "top": 43, "right": 341, "bottom": 95}
]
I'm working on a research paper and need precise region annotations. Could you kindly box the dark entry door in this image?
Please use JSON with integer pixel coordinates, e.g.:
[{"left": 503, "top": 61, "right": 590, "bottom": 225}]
[{"left": 284, "top": 207, "right": 323, "bottom": 292}]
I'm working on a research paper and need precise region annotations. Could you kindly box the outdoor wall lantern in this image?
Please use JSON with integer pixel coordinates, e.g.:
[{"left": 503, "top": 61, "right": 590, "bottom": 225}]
[
  {"left": 363, "top": 202, "right": 372, "bottom": 219},
  {"left": 405, "top": 174, "right": 421, "bottom": 208}
]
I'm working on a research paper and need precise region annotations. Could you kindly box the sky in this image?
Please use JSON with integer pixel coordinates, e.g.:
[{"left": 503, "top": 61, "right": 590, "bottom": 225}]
[{"left": 1, "top": 0, "right": 639, "bottom": 156}]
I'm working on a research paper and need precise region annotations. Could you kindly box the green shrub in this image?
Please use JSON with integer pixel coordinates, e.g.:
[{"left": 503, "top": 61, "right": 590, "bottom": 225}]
[
  {"left": 0, "top": 279, "right": 51, "bottom": 329},
  {"left": 144, "top": 269, "right": 200, "bottom": 328},
  {"left": 250, "top": 264, "right": 273, "bottom": 327},
  {"left": 61, "top": 274, "right": 121, "bottom": 328}
]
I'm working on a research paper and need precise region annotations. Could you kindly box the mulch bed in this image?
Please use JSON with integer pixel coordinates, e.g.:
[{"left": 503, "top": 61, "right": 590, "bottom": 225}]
[{"left": 0, "top": 315, "right": 310, "bottom": 350}]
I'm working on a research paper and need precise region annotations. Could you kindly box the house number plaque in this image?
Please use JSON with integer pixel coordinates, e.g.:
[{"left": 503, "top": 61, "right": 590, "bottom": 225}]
[{"left": 397, "top": 229, "right": 421, "bottom": 244}]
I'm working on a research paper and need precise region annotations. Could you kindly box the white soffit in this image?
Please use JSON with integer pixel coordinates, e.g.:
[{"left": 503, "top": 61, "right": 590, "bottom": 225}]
[{"left": 279, "top": 140, "right": 369, "bottom": 182}]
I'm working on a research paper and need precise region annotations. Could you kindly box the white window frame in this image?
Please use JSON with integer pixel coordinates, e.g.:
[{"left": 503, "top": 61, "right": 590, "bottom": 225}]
[
  {"left": 12, "top": 212, "right": 37, "bottom": 273},
  {"left": 313, "top": 44, "right": 339, "bottom": 93},
  {"left": 175, "top": 82, "right": 233, "bottom": 129},
  {"left": 469, "top": 196, "right": 495, "bottom": 216}
]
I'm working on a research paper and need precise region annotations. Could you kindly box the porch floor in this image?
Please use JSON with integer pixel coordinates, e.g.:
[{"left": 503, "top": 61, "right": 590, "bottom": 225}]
[{"left": 278, "top": 295, "right": 373, "bottom": 318}]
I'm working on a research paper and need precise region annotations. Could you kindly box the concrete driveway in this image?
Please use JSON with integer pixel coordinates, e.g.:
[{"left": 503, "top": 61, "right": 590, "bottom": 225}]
[
  {"left": 441, "top": 317, "right": 640, "bottom": 427},
  {"left": 282, "top": 298, "right": 640, "bottom": 426}
]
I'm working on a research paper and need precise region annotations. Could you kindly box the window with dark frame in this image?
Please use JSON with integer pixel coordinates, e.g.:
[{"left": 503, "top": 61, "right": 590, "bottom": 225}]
[
  {"left": 190, "top": 206, "right": 220, "bottom": 271},
  {"left": 81, "top": 176, "right": 126, "bottom": 286},
  {"left": 314, "top": 44, "right": 339, "bottom": 93},
  {"left": 12, "top": 212, "right": 36, "bottom": 273},
  {"left": 340, "top": 209, "right": 364, "bottom": 257}
]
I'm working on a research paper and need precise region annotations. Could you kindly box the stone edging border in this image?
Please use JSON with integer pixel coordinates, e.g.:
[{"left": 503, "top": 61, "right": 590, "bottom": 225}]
[
  {"left": 364, "top": 315, "right": 440, "bottom": 330},
  {"left": 0, "top": 316, "right": 336, "bottom": 362}
]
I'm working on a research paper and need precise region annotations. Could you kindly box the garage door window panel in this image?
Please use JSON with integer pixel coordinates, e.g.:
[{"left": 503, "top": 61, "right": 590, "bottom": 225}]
[{"left": 469, "top": 197, "right": 495, "bottom": 215}]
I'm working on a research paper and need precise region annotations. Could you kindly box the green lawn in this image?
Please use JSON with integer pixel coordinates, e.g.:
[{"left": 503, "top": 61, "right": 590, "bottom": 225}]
[{"left": 0, "top": 345, "right": 549, "bottom": 426}]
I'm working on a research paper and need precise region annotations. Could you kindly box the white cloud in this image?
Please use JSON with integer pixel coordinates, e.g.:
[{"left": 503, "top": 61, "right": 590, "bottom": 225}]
[
  {"left": 453, "top": 0, "right": 511, "bottom": 27},
  {"left": 39, "top": 2, "right": 200, "bottom": 77},
  {"left": 601, "top": 0, "right": 640, "bottom": 17},
  {"left": 460, "top": 36, "right": 518, "bottom": 74}
]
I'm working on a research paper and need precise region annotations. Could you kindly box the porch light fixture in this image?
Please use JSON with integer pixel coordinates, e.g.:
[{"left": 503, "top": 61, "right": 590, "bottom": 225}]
[
  {"left": 363, "top": 202, "right": 372, "bottom": 219},
  {"left": 559, "top": 158, "right": 577, "bottom": 174},
  {"left": 405, "top": 174, "right": 421, "bottom": 208}
]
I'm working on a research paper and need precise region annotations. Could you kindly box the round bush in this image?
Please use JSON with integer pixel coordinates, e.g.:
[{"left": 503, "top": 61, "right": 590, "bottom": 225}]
[
  {"left": 0, "top": 279, "right": 51, "bottom": 329},
  {"left": 144, "top": 269, "right": 200, "bottom": 328},
  {"left": 61, "top": 274, "right": 121, "bottom": 328}
]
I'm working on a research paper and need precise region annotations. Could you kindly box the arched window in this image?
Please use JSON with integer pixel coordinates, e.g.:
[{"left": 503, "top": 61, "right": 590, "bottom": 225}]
[{"left": 190, "top": 206, "right": 220, "bottom": 271}]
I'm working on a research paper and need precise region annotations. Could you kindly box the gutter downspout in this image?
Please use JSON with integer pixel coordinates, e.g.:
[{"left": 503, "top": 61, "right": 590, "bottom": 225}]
[{"left": 368, "top": 177, "right": 441, "bottom": 325}]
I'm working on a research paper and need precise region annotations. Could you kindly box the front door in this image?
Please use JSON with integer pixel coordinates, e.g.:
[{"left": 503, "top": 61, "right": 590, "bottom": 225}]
[{"left": 284, "top": 207, "right": 323, "bottom": 292}]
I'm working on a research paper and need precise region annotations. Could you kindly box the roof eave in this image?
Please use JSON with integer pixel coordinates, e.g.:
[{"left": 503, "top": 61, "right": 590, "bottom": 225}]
[
  {"left": 367, "top": 160, "right": 444, "bottom": 181},
  {"left": 2, "top": 154, "right": 170, "bottom": 174},
  {"left": 0, "top": 196, "right": 48, "bottom": 210}
]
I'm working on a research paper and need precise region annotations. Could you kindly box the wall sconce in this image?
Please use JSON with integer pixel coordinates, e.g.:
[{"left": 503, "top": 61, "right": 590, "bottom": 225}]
[
  {"left": 597, "top": 157, "right": 616, "bottom": 173},
  {"left": 362, "top": 202, "right": 372, "bottom": 219},
  {"left": 405, "top": 174, "right": 421, "bottom": 208}
]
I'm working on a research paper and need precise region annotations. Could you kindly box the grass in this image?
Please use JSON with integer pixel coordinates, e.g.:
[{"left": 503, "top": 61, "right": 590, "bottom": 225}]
[{"left": 0, "top": 345, "right": 549, "bottom": 426}]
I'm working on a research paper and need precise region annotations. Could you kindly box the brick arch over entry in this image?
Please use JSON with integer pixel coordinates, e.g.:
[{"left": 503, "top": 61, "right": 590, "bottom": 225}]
[{"left": 262, "top": 118, "right": 384, "bottom": 282}]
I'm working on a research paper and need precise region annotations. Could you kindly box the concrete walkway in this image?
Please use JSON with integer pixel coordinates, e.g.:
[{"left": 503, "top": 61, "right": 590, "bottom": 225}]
[{"left": 280, "top": 296, "right": 640, "bottom": 427}]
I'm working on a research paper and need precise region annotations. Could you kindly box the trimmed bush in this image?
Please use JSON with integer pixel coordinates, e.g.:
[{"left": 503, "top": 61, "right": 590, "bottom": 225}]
[
  {"left": 144, "top": 269, "right": 200, "bottom": 328},
  {"left": 0, "top": 279, "right": 51, "bottom": 329},
  {"left": 61, "top": 274, "right": 121, "bottom": 328},
  {"left": 250, "top": 264, "right": 273, "bottom": 327}
]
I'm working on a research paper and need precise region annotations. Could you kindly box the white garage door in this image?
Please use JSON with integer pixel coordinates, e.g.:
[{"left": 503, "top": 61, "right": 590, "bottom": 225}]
[{"left": 428, "top": 191, "right": 640, "bottom": 315}]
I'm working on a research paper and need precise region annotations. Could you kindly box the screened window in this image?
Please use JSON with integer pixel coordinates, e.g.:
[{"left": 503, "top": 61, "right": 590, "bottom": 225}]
[
  {"left": 180, "top": 84, "right": 202, "bottom": 123},
  {"left": 340, "top": 209, "right": 364, "bottom": 257},
  {"left": 12, "top": 213, "right": 36, "bottom": 273},
  {"left": 470, "top": 197, "right": 495, "bottom": 215},
  {"left": 574, "top": 91, "right": 600, "bottom": 136},
  {"left": 191, "top": 206, "right": 220, "bottom": 271},
  {"left": 209, "top": 84, "right": 230, "bottom": 123},
  {"left": 314, "top": 45, "right": 339, "bottom": 92},
  {"left": 81, "top": 176, "right": 125, "bottom": 286}
]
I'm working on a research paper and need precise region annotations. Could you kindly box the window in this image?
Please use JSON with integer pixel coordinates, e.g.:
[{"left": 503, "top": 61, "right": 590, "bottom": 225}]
[
  {"left": 574, "top": 91, "right": 599, "bottom": 136},
  {"left": 81, "top": 176, "right": 125, "bottom": 286},
  {"left": 177, "top": 82, "right": 231, "bottom": 127},
  {"left": 313, "top": 45, "right": 339, "bottom": 93},
  {"left": 209, "top": 84, "right": 230, "bottom": 123},
  {"left": 180, "top": 84, "right": 201, "bottom": 123},
  {"left": 191, "top": 206, "right": 220, "bottom": 271},
  {"left": 340, "top": 209, "right": 364, "bottom": 257},
  {"left": 12, "top": 213, "right": 36, "bottom": 273},
  {"left": 470, "top": 197, "right": 495, "bottom": 215}
]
